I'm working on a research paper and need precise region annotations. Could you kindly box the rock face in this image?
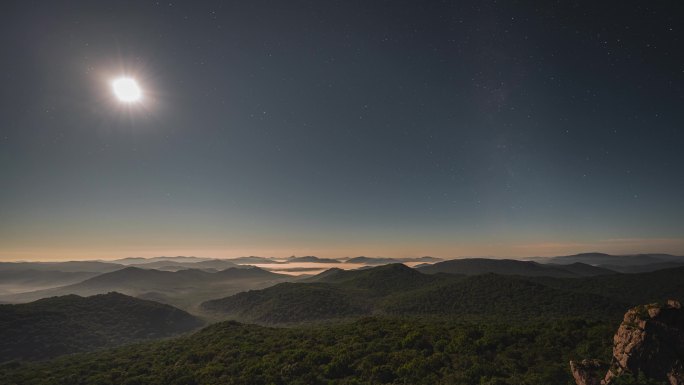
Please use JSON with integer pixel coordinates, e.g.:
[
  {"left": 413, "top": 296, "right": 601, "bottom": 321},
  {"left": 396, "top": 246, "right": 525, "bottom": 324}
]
[
  {"left": 570, "top": 359, "right": 608, "bottom": 385},
  {"left": 571, "top": 299, "right": 684, "bottom": 385}
]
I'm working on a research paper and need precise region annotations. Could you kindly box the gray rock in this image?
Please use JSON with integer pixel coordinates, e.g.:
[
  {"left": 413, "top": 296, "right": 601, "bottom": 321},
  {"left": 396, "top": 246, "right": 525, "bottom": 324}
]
[{"left": 571, "top": 299, "right": 684, "bottom": 385}]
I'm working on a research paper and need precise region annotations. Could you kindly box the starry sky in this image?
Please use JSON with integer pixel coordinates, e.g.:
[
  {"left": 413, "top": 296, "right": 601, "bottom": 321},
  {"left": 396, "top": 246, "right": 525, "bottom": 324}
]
[{"left": 1, "top": 1, "right": 683, "bottom": 261}]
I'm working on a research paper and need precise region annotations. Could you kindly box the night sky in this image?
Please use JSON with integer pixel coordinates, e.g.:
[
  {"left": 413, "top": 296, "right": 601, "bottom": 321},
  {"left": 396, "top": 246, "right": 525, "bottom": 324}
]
[{"left": 1, "top": 1, "right": 683, "bottom": 260}]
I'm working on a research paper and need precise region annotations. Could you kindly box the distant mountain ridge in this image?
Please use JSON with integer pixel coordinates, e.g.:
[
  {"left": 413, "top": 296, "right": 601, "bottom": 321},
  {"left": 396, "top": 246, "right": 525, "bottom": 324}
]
[
  {"left": 3, "top": 253, "right": 683, "bottom": 312},
  {"left": 0, "top": 261, "right": 123, "bottom": 273},
  {"left": 523, "top": 253, "right": 684, "bottom": 274},
  {"left": 417, "top": 258, "right": 615, "bottom": 277},
  {"left": 225, "top": 256, "right": 284, "bottom": 264},
  {"left": 0, "top": 266, "right": 293, "bottom": 310},
  {"left": 110, "top": 256, "right": 215, "bottom": 265},
  {"left": 287, "top": 256, "right": 341, "bottom": 263},
  {"left": 0, "top": 270, "right": 99, "bottom": 295},
  {"left": 345, "top": 256, "right": 443, "bottom": 265},
  {"left": 125, "top": 259, "right": 240, "bottom": 271}
]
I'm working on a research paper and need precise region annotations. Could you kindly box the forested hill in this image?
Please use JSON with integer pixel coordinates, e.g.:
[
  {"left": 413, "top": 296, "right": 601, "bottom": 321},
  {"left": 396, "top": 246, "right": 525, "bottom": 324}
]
[
  {"left": 527, "top": 265, "right": 684, "bottom": 304},
  {"left": 312, "top": 263, "right": 437, "bottom": 293},
  {"left": 0, "top": 292, "right": 203, "bottom": 362},
  {"left": 202, "top": 264, "right": 684, "bottom": 324}
]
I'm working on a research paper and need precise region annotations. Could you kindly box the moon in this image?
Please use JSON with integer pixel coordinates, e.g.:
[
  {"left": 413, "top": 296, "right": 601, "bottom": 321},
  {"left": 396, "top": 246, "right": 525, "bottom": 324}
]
[{"left": 112, "top": 77, "right": 142, "bottom": 103}]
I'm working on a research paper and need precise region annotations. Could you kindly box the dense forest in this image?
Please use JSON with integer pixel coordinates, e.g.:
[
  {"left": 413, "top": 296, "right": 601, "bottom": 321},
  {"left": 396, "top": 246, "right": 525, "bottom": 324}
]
[{"left": 0, "top": 317, "right": 617, "bottom": 385}]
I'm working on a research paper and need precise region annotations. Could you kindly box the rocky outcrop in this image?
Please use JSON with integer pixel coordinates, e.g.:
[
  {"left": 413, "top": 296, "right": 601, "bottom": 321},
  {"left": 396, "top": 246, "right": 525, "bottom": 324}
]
[
  {"left": 570, "top": 359, "right": 608, "bottom": 385},
  {"left": 571, "top": 299, "right": 684, "bottom": 385}
]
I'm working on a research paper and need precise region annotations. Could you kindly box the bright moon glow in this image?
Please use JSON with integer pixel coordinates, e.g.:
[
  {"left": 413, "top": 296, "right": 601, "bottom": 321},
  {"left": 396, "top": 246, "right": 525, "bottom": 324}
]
[{"left": 112, "top": 77, "right": 142, "bottom": 102}]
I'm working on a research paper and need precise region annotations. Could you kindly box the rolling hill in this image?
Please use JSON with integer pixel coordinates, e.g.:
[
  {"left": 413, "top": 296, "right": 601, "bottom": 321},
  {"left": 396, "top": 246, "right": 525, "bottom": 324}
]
[
  {"left": 311, "top": 263, "right": 437, "bottom": 293},
  {"left": 202, "top": 264, "right": 684, "bottom": 324},
  {"left": 381, "top": 273, "right": 625, "bottom": 320},
  {"left": 528, "top": 266, "right": 684, "bottom": 305},
  {"left": 0, "top": 261, "right": 124, "bottom": 296},
  {"left": 0, "top": 292, "right": 203, "bottom": 362},
  {"left": 541, "top": 252, "right": 684, "bottom": 270},
  {"left": 416, "top": 258, "right": 614, "bottom": 277},
  {"left": 202, "top": 264, "right": 438, "bottom": 323},
  {"left": 0, "top": 270, "right": 99, "bottom": 295},
  {"left": 0, "top": 266, "right": 293, "bottom": 311},
  {"left": 599, "top": 261, "right": 684, "bottom": 273},
  {"left": 202, "top": 282, "right": 370, "bottom": 323}
]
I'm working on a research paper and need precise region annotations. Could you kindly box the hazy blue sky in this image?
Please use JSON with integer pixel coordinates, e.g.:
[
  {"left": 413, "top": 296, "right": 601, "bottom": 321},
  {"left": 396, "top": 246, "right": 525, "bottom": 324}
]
[{"left": 1, "top": 1, "right": 683, "bottom": 260}]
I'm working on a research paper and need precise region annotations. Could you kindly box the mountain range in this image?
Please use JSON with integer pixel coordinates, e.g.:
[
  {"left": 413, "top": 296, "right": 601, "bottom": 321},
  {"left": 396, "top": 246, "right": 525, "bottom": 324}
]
[
  {"left": 0, "top": 266, "right": 293, "bottom": 310},
  {"left": 202, "top": 263, "right": 684, "bottom": 324},
  {"left": 0, "top": 261, "right": 123, "bottom": 273},
  {"left": 533, "top": 252, "right": 684, "bottom": 273},
  {"left": 2, "top": 253, "right": 683, "bottom": 316},
  {"left": 1, "top": 254, "right": 683, "bottom": 384},
  {"left": 121, "top": 259, "right": 241, "bottom": 272}
]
